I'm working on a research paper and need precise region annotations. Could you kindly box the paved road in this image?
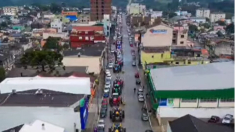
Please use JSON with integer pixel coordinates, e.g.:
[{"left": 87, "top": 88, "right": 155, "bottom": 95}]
[{"left": 103, "top": 14, "right": 151, "bottom": 132}]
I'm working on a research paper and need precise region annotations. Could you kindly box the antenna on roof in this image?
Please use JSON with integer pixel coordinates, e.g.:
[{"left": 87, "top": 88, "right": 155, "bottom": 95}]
[{"left": 35, "top": 89, "right": 43, "bottom": 95}]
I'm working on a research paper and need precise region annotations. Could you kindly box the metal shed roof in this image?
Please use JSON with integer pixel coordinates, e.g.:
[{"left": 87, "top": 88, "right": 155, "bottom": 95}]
[
  {"left": 150, "top": 62, "right": 234, "bottom": 91},
  {"left": 0, "top": 77, "right": 91, "bottom": 94}
]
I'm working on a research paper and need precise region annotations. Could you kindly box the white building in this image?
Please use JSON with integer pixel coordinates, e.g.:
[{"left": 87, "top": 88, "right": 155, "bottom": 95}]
[
  {"left": 190, "top": 17, "right": 206, "bottom": 23},
  {"left": 150, "top": 11, "right": 163, "bottom": 18},
  {"left": 148, "top": 62, "right": 234, "bottom": 118},
  {"left": 43, "top": 32, "right": 68, "bottom": 39},
  {"left": 127, "top": 3, "right": 146, "bottom": 15},
  {"left": 3, "top": 6, "right": 19, "bottom": 16},
  {"left": 196, "top": 8, "right": 210, "bottom": 18},
  {"left": 51, "top": 19, "right": 63, "bottom": 33},
  {"left": 210, "top": 12, "right": 226, "bottom": 22},
  {"left": 0, "top": 77, "right": 91, "bottom": 132}
]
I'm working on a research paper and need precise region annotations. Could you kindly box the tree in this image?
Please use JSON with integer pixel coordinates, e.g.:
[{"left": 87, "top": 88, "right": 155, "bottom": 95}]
[
  {"left": 216, "top": 21, "right": 226, "bottom": 26},
  {"left": 226, "top": 23, "right": 234, "bottom": 34},
  {"left": 50, "top": 3, "right": 62, "bottom": 13},
  {"left": 20, "top": 50, "right": 63, "bottom": 72},
  {"left": 0, "top": 67, "right": 6, "bottom": 82},
  {"left": 189, "top": 24, "right": 198, "bottom": 33},
  {"left": 169, "top": 13, "right": 177, "bottom": 19},
  {"left": 43, "top": 37, "right": 62, "bottom": 51},
  {"left": 0, "top": 22, "right": 8, "bottom": 27},
  {"left": 62, "top": 43, "right": 70, "bottom": 49},
  {"left": 201, "top": 23, "right": 210, "bottom": 29}
]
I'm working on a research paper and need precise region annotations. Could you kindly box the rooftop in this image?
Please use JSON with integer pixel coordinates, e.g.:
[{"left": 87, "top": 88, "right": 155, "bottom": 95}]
[
  {"left": 0, "top": 77, "right": 91, "bottom": 94},
  {"left": 150, "top": 62, "right": 234, "bottom": 91},
  {"left": 63, "top": 42, "right": 105, "bottom": 57},
  {"left": 72, "top": 26, "right": 103, "bottom": 31},
  {"left": 0, "top": 89, "right": 84, "bottom": 107},
  {"left": 169, "top": 114, "right": 234, "bottom": 132}
]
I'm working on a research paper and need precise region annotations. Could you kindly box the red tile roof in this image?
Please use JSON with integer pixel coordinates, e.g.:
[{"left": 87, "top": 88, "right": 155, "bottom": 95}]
[{"left": 73, "top": 26, "right": 104, "bottom": 31}]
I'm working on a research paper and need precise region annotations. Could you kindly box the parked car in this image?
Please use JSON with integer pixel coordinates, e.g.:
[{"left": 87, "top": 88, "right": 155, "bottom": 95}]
[
  {"left": 222, "top": 114, "right": 234, "bottom": 124},
  {"left": 208, "top": 116, "right": 220, "bottom": 123},
  {"left": 132, "top": 61, "right": 136, "bottom": 66},
  {"left": 138, "top": 94, "right": 145, "bottom": 102},
  {"left": 107, "top": 62, "right": 114, "bottom": 69},
  {"left": 141, "top": 108, "right": 149, "bottom": 121},
  {"left": 136, "top": 79, "right": 141, "bottom": 85}
]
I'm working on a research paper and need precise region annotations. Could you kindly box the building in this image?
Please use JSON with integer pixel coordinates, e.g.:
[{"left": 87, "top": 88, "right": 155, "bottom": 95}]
[
  {"left": 210, "top": 12, "right": 226, "bottom": 22},
  {"left": 70, "top": 26, "right": 105, "bottom": 48},
  {"left": 127, "top": 3, "right": 146, "bottom": 15},
  {"left": 3, "top": 120, "right": 65, "bottom": 132},
  {"left": 146, "top": 62, "right": 234, "bottom": 118},
  {"left": 62, "top": 43, "right": 106, "bottom": 74},
  {"left": 61, "top": 11, "right": 78, "bottom": 17},
  {"left": 90, "top": 0, "right": 112, "bottom": 21},
  {"left": 167, "top": 114, "right": 234, "bottom": 132},
  {"left": 3, "top": 6, "right": 19, "bottom": 16},
  {"left": 42, "top": 32, "right": 69, "bottom": 39},
  {"left": 0, "top": 77, "right": 91, "bottom": 132},
  {"left": 103, "top": 14, "right": 111, "bottom": 36},
  {"left": 190, "top": 17, "right": 206, "bottom": 23},
  {"left": 172, "top": 25, "right": 188, "bottom": 46},
  {"left": 196, "top": 8, "right": 210, "bottom": 18},
  {"left": 51, "top": 19, "right": 63, "bottom": 33},
  {"left": 79, "top": 14, "right": 90, "bottom": 23}
]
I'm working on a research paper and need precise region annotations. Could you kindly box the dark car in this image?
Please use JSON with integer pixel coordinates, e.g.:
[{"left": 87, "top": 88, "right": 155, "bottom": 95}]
[
  {"left": 132, "top": 61, "right": 136, "bottom": 66},
  {"left": 100, "top": 107, "right": 107, "bottom": 118},
  {"left": 208, "top": 116, "right": 220, "bottom": 123},
  {"left": 141, "top": 110, "right": 149, "bottom": 121},
  {"left": 145, "top": 130, "right": 153, "bottom": 132},
  {"left": 136, "top": 79, "right": 141, "bottom": 85}
]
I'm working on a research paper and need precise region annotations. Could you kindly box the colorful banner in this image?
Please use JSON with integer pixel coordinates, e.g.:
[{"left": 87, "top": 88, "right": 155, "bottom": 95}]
[{"left": 80, "top": 97, "right": 89, "bottom": 130}]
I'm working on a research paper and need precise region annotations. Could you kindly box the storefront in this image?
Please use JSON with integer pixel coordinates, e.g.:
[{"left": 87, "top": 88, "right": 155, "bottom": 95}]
[{"left": 80, "top": 96, "right": 89, "bottom": 130}]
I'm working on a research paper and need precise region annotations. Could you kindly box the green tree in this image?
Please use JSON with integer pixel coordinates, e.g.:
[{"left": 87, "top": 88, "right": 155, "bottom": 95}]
[
  {"left": 201, "top": 23, "right": 210, "bottom": 29},
  {"left": 169, "top": 12, "right": 177, "bottom": 18},
  {"left": 216, "top": 21, "right": 226, "bottom": 26},
  {"left": 20, "top": 50, "right": 63, "bottom": 72},
  {"left": 189, "top": 24, "right": 198, "bottom": 32},
  {"left": 62, "top": 43, "right": 70, "bottom": 49},
  {"left": 226, "top": 23, "right": 234, "bottom": 34},
  {"left": 0, "top": 67, "right": 6, "bottom": 82},
  {"left": 0, "top": 22, "right": 8, "bottom": 27},
  {"left": 43, "top": 37, "right": 62, "bottom": 51},
  {"left": 50, "top": 3, "right": 62, "bottom": 13}
]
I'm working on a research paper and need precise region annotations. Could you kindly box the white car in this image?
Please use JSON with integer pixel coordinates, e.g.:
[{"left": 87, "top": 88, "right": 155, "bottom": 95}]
[
  {"left": 106, "top": 73, "right": 112, "bottom": 80},
  {"left": 138, "top": 94, "right": 145, "bottom": 102},
  {"left": 107, "top": 63, "right": 114, "bottom": 69},
  {"left": 105, "top": 82, "right": 111, "bottom": 89},
  {"left": 105, "top": 70, "right": 111, "bottom": 75},
  {"left": 222, "top": 114, "right": 233, "bottom": 124}
]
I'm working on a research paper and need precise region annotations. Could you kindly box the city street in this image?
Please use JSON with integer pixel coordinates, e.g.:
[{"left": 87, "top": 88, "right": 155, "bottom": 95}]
[{"left": 103, "top": 14, "right": 151, "bottom": 132}]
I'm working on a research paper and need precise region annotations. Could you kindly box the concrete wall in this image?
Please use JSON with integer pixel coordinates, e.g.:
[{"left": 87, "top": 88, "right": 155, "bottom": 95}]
[
  {"left": 0, "top": 107, "right": 81, "bottom": 132},
  {"left": 142, "top": 24, "right": 173, "bottom": 47},
  {"left": 62, "top": 56, "right": 101, "bottom": 74}
]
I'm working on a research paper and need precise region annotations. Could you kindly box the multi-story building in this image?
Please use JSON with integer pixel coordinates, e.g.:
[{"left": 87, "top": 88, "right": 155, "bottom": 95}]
[
  {"left": 70, "top": 26, "right": 105, "bottom": 48},
  {"left": 196, "top": 8, "right": 210, "bottom": 18},
  {"left": 3, "top": 6, "right": 19, "bottom": 16},
  {"left": 146, "top": 61, "right": 234, "bottom": 118},
  {"left": 172, "top": 25, "right": 188, "bottom": 46},
  {"left": 90, "top": 0, "right": 112, "bottom": 21},
  {"left": 210, "top": 12, "right": 226, "bottom": 22},
  {"left": 51, "top": 19, "right": 63, "bottom": 33},
  {"left": 127, "top": 3, "right": 146, "bottom": 15}
]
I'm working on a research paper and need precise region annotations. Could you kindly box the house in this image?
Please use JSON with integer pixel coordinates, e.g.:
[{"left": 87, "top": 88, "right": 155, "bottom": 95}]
[
  {"left": 3, "top": 120, "right": 65, "bottom": 132},
  {"left": 42, "top": 32, "right": 69, "bottom": 39},
  {"left": 70, "top": 26, "right": 105, "bottom": 48},
  {"left": 43, "top": 12, "right": 55, "bottom": 19},
  {"left": 62, "top": 42, "right": 106, "bottom": 74},
  {"left": 172, "top": 24, "right": 188, "bottom": 46},
  {"left": 196, "top": 8, "right": 210, "bottom": 18},
  {"left": 12, "top": 25, "right": 25, "bottom": 31},
  {"left": 3, "top": 6, "right": 19, "bottom": 16},
  {"left": 190, "top": 17, "right": 206, "bottom": 23},
  {"left": 147, "top": 62, "right": 234, "bottom": 118},
  {"left": 50, "top": 19, "right": 63, "bottom": 33},
  {"left": 210, "top": 12, "right": 226, "bottom": 23},
  {"left": 167, "top": 114, "right": 234, "bottom": 132},
  {"left": 0, "top": 77, "right": 91, "bottom": 132},
  {"left": 103, "top": 14, "right": 111, "bottom": 36}
]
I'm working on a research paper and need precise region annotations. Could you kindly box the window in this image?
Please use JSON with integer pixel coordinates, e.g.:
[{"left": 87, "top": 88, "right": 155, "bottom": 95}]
[
  {"left": 220, "top": 98, "right": 234, "bottom": 102},
  {"left": 90, "top": 36, "right": 94, "bottom": 40},
  {"left": 175, "top": 62, "right": 179, "bottom": 64},
  {"left": 200, "top": 98, "right": 217, "bottom": 102},
  {"left": 79, "top": 36, "right": 82, "bottom": 40},
  {"left": 180, "top": 41, "right": 184, "bottom": 44},
  {"left": 188, "top": 61, "right": 191, "bottom": 64},
  {"left": 161, "top": 54, "right": 163, "bottom": 58},
  {"left": 85, "top": 36, "right": 89, "bottom": 40},
  {"left": 181, "top": 99, "right": 197, "bottom": 102},
  {"left": 181, "top": 35, "right": 184, "bottom": 38},
  {"left": 85, "top": 31, "right": 88, "bottom": 34}
]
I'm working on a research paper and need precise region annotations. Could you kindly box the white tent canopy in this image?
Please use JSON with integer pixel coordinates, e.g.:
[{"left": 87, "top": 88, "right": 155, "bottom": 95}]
[{"left": 0, "top": 77, "right": 91, "bottom": 95}]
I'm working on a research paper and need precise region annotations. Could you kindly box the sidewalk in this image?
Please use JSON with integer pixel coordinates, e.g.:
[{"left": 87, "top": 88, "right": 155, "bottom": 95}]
[{"left": 83, "top": 72, "right": 104, "bottom": 132}]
